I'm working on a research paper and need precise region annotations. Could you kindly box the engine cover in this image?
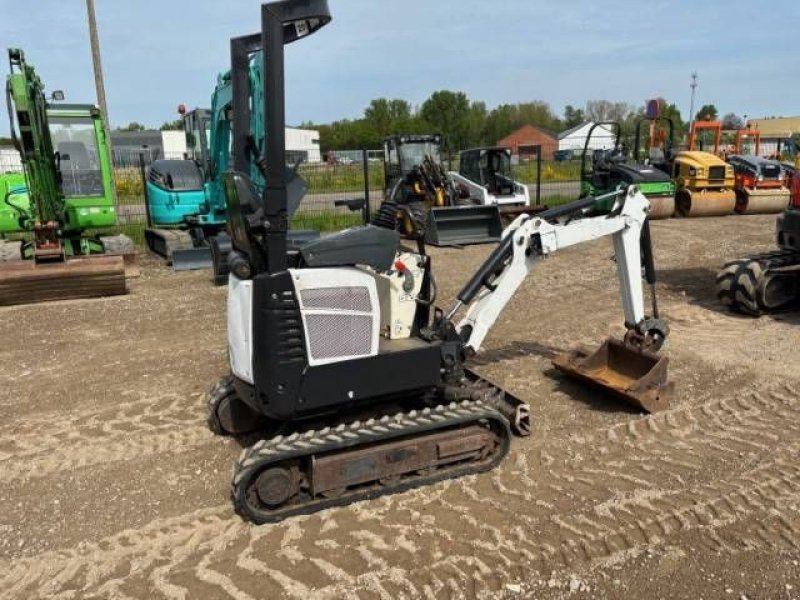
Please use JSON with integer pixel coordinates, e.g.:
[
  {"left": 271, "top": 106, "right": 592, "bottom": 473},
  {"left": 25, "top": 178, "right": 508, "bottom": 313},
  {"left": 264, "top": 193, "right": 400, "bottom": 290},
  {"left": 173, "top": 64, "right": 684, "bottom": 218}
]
[{"left": 289, "top": 267, "right": 380, "bottom": 367}]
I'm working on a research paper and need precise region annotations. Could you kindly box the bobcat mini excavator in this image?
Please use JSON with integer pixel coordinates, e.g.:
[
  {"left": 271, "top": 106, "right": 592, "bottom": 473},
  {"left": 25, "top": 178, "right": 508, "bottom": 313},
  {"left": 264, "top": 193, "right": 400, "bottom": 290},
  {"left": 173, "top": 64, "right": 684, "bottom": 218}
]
[
  {"left": 205, "top": 0, "right": 671, "bottom": 525},
  {"left": 1, "top": 48, "right": 134, "bottom": 306}
]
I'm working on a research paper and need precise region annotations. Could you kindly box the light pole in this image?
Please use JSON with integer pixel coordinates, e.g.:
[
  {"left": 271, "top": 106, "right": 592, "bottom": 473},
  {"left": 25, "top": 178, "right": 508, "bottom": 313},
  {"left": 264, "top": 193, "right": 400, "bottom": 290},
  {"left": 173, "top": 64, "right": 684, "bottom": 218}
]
[
  {"left": 86, "top": 0, "right": 116, "bottom": 202},
  {"left": 688, "top": 72, "right": 698, "bottom": 134},
  {"left": 86, "top": 0, "right": 110, "bottom": 130}
]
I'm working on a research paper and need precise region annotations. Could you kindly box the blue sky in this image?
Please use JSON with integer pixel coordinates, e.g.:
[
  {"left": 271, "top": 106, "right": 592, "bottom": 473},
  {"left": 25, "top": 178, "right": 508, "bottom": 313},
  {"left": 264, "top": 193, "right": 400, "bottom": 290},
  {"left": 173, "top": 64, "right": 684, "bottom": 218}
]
[{"left": 2, "top": 0, "right": 799, "bottom": 135}]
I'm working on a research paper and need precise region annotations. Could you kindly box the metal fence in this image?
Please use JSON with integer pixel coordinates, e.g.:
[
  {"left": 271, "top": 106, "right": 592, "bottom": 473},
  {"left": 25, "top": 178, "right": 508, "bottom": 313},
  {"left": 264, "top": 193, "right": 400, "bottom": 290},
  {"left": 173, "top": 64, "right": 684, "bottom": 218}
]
[
  {"left": 1, "top": 143, "right": 584, "bottom": 238},
  {"left": 112, "top": 149, "right": 386, "bottom": 231}
]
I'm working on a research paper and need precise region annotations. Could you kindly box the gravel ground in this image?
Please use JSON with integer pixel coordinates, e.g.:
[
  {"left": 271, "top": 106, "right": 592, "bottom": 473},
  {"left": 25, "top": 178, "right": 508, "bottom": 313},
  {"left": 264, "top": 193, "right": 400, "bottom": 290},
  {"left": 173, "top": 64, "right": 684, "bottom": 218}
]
[{"left": 1, "top": 214, "right": 799, "bottom": 599}]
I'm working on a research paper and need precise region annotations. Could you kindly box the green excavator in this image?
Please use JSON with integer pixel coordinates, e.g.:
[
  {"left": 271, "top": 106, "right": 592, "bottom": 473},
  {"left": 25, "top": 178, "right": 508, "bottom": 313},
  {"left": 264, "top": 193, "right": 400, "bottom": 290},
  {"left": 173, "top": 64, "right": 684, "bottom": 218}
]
[{"left": 0, "top": 48, "right": 134, "bottom": 306}]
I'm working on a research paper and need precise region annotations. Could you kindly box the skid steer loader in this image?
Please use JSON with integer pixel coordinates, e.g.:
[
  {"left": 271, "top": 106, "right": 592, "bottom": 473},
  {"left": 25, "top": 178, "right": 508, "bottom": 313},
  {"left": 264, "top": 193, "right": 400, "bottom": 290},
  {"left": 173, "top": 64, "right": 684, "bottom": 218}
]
[
  {"left": 205, "top": 0, "right": 672, "bottom": 525},
  {"left": 372, "top": 134, "right": 503, "bottom": 246}
]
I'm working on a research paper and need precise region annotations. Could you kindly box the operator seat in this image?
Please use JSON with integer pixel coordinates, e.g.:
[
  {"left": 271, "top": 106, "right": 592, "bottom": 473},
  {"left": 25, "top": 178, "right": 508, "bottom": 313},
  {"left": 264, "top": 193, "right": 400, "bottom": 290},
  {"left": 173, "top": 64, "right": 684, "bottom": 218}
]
[{"left": 222, "top": 171, "right": 399, "bottom": 273}]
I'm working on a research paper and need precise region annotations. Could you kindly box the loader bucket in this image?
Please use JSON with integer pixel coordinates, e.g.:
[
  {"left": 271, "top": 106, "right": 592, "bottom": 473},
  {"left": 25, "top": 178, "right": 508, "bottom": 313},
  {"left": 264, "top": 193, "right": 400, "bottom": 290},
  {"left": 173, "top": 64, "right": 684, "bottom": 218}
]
[
  {"left": 425, "top": 205, "right": 503, "bottom": 246},
  {"left": 675, "top": 189, "right": 736, "bottom": 217},
  {"left": 171, "top": 247, "right": 213, "bottom": 271},
  {"left": 551, "top": 338, "right": 671, "bottom": 413},
  {"left": 734, "top": 188, "right": 790, "bottom": 215},
  {"left": 646, "top": 194, "right": 675, "bottom": 219}
]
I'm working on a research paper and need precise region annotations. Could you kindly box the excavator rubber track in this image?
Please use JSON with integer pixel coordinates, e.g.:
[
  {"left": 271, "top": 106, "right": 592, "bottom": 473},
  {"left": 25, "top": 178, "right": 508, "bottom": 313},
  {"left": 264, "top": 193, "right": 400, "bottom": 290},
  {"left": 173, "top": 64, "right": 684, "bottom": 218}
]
[
  {"left": 716, "top": 249, "right": 800, "bottom": 315},
  {"left": 230, "top": 399, "right": 511, "bottom": 524}
]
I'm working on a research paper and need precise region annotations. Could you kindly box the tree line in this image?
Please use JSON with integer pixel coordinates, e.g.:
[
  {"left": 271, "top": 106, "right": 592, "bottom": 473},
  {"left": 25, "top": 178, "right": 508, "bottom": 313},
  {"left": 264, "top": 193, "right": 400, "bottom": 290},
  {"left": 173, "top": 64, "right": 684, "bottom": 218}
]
[
  {"left": 110, "top": 92, "right": 749, "bottom": 154},
  {"left": 302, "top": 92, "right": 705, "bottom": 154}
]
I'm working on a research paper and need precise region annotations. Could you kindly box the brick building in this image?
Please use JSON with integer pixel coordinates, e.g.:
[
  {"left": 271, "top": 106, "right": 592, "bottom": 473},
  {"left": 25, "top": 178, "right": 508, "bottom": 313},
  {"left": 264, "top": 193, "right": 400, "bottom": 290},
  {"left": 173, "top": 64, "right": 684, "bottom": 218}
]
[{"left": 497, "top": 124, "right": 558, "bottom": 160}]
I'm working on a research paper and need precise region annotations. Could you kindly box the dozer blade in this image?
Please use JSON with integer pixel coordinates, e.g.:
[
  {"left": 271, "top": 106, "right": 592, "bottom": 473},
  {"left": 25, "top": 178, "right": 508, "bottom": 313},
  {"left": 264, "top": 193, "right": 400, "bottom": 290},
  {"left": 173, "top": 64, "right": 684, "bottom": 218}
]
[
  {"left": 551, "top": 337, "right": 672, "bottom": 413},
  {"left": 734, "top": 188, "right": 790, "bottom": 215},
  {"left": 171, "top": 247, "right": 213, "bottom": 271},
  {"left": 463, "top": 367, "right": 531, "bottom": 436},
  {"left": 425, "top": 205, "right": 503, "bottom": 246},
  {"left": 676, "top": 189, "right": 736, "bottom": 217},
  {"left": 646, "top": 194, "right": 675, "bottom": 219},
  {"left": 0, "top": 255, "right": 126, "bottom": 307}
]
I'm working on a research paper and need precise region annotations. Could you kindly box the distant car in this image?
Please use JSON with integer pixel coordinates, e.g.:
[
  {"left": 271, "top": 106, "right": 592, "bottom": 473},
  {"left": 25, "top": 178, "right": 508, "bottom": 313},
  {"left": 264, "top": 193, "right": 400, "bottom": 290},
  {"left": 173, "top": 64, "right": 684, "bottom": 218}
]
[{"left": 554, "top": 149, "right": 575, "bottom": 162}]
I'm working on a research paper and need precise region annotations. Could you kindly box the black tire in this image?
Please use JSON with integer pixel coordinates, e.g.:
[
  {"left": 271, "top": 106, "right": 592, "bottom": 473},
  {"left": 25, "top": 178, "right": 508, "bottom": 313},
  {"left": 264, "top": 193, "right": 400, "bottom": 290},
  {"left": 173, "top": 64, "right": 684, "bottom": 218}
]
[
  {"left": 371, "top": 198, "right": 400, "bottom": 230},
  {"left": 675, "top": 189, "right": 691, "bottom": 218},
  {"left": 100, "top": 234, "right": 135, "bottom": 254},
  {"left": 401, "top": 201, "right": 429, "bottom": 239},
  {"left": 715, "top": 259, "right": 749, "bottom": 308},
  {"left": 731, "top": 259, "right": 765, "bottom": 316}
]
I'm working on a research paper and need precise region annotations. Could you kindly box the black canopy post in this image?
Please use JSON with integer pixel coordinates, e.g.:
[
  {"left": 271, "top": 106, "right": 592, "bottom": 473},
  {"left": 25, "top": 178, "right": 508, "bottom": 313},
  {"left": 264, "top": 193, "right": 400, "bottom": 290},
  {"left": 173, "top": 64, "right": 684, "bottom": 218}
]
[{"left": 261, "top": 3, "right": 288, "bottom": 273}]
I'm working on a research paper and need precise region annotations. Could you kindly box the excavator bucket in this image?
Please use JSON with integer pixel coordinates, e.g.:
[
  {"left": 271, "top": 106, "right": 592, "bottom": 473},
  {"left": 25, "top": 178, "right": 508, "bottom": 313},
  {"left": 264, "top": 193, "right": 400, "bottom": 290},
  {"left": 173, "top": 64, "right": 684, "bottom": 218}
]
[
  {"left": 551, "top": 338, "right": 671, "bottom": 413},
  {"left": 734, "top": 188, "right": 791, "bottom": 215},
  {"left": 425, "top": 205, "right": 503, "bottom": 246},
  {"left": 0, "top": 255, "right": 127, "bottom": 307}
]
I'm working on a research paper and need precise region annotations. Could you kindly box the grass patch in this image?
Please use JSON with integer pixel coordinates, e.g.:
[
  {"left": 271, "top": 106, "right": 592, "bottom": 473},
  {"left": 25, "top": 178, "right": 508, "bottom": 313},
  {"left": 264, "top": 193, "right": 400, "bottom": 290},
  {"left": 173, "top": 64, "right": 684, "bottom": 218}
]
[
  {"left": 515, "top": 160, "right": 581, "bottom": 184},
  {"left": 292, "top": 211, "right": 363, "bottom": 232}
]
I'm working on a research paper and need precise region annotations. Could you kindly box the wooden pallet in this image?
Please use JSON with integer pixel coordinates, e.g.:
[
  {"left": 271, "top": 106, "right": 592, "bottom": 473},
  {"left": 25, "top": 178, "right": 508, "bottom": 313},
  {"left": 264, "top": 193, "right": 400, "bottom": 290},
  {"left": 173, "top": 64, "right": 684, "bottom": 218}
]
[{"left": 0, "top": 256, "right": 127, "bottom": 307}]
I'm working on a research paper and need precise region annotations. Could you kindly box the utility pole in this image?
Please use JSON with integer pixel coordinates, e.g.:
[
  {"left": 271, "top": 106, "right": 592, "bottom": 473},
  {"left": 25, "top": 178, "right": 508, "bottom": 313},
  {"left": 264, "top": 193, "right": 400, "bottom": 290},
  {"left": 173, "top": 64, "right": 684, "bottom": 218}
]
[
  {"left": 86, "top": 0, "right": 117, "bottom": 203},
  {"left": 86, "top": 0, "right": 110, "bottom": 131},
  {"left": 688, "top": 72, "right": 698, "bottom": 133}
]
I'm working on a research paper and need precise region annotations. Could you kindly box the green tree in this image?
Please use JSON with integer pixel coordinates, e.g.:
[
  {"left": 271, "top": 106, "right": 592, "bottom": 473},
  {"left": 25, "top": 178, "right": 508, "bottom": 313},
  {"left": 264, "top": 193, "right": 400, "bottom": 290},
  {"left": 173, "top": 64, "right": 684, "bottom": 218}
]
[
  {"left": 116, "top": 122, "right": 147, "bottom": 132},
  {"left": 159, "top": 119, "right": 184, "bottom": 131},
  {"left": 484, "top": 101, "right": 561, "bottom": 143},
  {"left": 563, "top": 105, "right": 585, "bottom": 129},
  {"left": 654, "top": 99, "right": 686, "bottom": 143},
  {"left": 419, "top": 90, "right": 473, "bottom": 154},
  {"left": 721, "top": 112, "right": 744, "bottom": 130},
  {"left": 585, "top": 100, "right": 636, "bottom": 124},
  {"left": 695, "top": 104, "right": 718, "bottom": 121},
  {"left": 363, "top": 98, "right": 412, "bottom": 138}
]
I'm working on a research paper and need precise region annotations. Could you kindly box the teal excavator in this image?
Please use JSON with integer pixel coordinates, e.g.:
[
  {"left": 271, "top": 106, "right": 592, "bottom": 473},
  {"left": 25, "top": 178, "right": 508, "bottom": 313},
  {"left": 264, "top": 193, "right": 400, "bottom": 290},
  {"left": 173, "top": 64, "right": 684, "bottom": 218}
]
[{"left": 144, "top": 53, "right": 315, "bottom": 282}]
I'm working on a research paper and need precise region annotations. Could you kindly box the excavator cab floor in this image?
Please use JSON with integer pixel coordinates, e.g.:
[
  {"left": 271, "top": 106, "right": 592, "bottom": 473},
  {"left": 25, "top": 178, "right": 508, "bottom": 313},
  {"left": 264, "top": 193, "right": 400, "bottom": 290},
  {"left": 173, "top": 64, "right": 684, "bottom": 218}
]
[
  {"left": 551, "top": 337, "right": 672, "bottom": 413},
  {"left": 0, "top": 255, "right": 127, "bottom": 307}
]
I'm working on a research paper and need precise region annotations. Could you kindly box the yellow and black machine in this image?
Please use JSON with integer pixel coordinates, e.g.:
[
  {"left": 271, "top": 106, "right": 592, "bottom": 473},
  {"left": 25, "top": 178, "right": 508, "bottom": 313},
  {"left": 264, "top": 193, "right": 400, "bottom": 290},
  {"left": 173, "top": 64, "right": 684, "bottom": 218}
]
[
  {"left": 670, "top": 121, "right": 737, "bottom": 217},
  {"left": 372, "top": 134, "right": 503, "bottom": 246}
]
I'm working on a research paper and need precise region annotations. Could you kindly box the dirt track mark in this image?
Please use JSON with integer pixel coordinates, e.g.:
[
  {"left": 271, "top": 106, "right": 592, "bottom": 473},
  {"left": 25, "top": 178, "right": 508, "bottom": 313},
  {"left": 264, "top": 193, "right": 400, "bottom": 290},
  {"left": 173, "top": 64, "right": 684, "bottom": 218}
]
[
  {"left": 4, "top": 382, "right": 800, "bottom": 599},
  {"left": 0, "top": 393, "right": 210, "bottom": 483}
]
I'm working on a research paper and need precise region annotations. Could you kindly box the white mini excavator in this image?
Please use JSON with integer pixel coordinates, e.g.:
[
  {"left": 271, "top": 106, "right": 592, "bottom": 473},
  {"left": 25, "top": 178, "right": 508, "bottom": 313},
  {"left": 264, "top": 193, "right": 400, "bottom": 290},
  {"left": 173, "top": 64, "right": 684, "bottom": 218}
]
[{"left": 208, "top": 0, "right": 671, "bottom": 525}]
